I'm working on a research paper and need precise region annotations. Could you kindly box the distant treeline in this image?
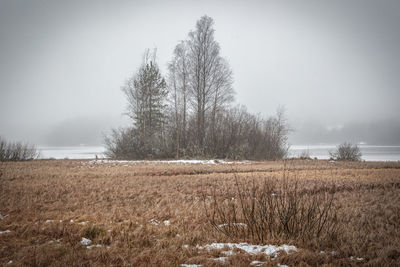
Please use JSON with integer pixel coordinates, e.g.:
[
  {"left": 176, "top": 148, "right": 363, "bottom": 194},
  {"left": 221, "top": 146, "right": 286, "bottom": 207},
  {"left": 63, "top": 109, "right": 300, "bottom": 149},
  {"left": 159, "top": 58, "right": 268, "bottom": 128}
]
[{"left": 105, "top": 16, "right": 290, "bottom": 160}]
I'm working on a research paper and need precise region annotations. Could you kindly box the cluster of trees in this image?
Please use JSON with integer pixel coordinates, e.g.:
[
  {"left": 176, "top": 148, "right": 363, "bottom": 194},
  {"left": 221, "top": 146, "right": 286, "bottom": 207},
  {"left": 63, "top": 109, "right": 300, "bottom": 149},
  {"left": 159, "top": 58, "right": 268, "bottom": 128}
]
[
  {"left": 105, "top": 16, "right": 290, "bottom": 160},
  {"left": 0, "top": 137, "right": 39, "bottom": 161}
]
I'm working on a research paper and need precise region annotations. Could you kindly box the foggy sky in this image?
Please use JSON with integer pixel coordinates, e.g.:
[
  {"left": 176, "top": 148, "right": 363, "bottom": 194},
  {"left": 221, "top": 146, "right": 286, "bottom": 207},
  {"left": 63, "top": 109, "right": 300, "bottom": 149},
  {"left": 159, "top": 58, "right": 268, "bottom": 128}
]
[{"left": 1, "top": 0, "right": 399, "bottom": 146}]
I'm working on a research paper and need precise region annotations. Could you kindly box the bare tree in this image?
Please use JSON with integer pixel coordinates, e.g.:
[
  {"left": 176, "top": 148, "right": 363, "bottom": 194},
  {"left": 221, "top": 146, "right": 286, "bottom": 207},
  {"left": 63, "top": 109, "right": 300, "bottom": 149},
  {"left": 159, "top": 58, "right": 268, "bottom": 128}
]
[
  {"left": 168, "top": 41, "right": 190, "bottom": 157},
  {"left": 186, "top": 15, "right": 234, "bottom": 151}
]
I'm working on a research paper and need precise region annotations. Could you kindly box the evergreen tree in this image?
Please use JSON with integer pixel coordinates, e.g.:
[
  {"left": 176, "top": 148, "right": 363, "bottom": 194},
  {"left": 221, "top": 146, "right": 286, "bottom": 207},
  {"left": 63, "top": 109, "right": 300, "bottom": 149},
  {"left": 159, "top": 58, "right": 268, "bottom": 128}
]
[{"left": 122, "top": 50, "right": 167, "bottom": 157}]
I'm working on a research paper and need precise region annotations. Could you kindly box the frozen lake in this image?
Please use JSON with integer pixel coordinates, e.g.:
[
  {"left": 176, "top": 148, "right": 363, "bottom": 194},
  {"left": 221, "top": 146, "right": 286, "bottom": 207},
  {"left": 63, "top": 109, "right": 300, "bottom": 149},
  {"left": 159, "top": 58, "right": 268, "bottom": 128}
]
[
  {"left": 290, "top": 145, "right": 400, "bottom": 162},
  {"left": 38, "top": 146, "right": 106, "bottom": 159},
  {"left": 38, "top": 145, "right": 400, "bottom": 161}
]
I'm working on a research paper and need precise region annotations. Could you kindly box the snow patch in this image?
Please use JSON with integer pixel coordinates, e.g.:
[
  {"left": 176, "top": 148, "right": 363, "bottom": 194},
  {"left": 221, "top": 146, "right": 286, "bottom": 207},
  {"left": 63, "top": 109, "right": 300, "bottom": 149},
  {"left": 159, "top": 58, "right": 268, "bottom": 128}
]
[
  {"left": 80, "top": 237, "right": 92, "bottom": 246},
  {"left": 198, "top": 243, "right": 297, "bottom": 257},
  {"left": 180, "top": 265, "right": 202, "bottom": 267},
  {"left": 0, "top": 230, "right": 11, "bottom": 235},
  {"left": 84, "top": 159, "right": 252, "bottom": 166},
  {"left": 213, "top": 257, "right": 228, "bottom": 263},
  {"left": 218, "top": 223, "right": 247, "bottom": 228},
  {"left": 350, "top": 256, "right": 364, "bottom": 261},
  {"left": 277, "top": 264, "right": 289, "bottom": 267},
  {"left": 150, "top": 219, "right": 160, "bottom": 225},
  {"left": 250, "top": 261, "right": 265, "bottom": 266},
  {"left": 163, "top": 220, "right": 170, "bottom": 226},
  {"left": 221, "top": 250, "right": 234, "bottom": 256}
]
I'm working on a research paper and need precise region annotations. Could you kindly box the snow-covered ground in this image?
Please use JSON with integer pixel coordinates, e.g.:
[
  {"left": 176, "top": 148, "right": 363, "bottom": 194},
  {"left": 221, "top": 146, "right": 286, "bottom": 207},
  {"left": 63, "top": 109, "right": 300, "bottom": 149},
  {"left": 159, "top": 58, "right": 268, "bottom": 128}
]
[
  {"left": 179, "top": 243, "right": 297, "bottom": 267},
  {"left": 82, "top": 159, "right": 252, "bottom": 166},
  {"left": 196, "top": 242, "right": 297, "bottom": 257}
]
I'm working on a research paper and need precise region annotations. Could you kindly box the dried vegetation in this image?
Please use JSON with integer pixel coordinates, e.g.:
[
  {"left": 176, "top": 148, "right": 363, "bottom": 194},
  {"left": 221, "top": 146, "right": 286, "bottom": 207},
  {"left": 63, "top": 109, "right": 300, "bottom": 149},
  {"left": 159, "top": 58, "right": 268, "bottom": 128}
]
[{"left": 0, "top": 159, "right": 400, "bottom": 266}]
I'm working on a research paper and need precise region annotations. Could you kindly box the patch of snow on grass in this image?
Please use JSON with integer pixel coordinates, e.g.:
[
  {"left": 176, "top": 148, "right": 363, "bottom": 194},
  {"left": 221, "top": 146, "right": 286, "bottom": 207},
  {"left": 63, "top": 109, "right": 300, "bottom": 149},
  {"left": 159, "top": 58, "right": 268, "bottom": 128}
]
[
  {"left": 180, "top": 264, "right": 202, "bottom": 267},
  {"left": 150, "top": 219, "right": 160, "bottom": 225},
  {"left": 80, "top": 237, "right": 92, "bottom": 246},
  {"left": 198, "top": 243, "right": 297, "bottom": 257},
  {"left": 221, "top": 250, "right": 234, "bottom": 256},
  {"left": 0, "top": 230, "right": 11, "bottom": 235},
  {"left": 213, "top": 257, "right": 228, "bottom": 263},
  {"left": 7, "top": 260, "right": 12, "bottom": 264},
  {"left": 250, "top": 261, "right": 265, "bottom": 266},
  {"left": 349, "top": 256, "right": 364, "bottom": 261},
  {"left": 277, "top": 264, "right": 289, "bottom": 267},
  {"left": 163, "top": 220, "right": 170, "bottom": 226},
  {"left": 84, "top": 159, "right": 252, "bottom": 166},
  {"left": 218, "top": 223, "right": 247, "bottom": 227}
]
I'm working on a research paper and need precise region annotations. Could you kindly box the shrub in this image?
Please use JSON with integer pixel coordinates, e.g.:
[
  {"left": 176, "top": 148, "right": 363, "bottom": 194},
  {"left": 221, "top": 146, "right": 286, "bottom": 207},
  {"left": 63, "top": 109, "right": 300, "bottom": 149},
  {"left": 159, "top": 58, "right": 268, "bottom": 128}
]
[
  {"left": 329, "top": 142, "right": 362, "bottom": 161},
  {"left": 202, "top": 173, "right": 339, "bottom": 247},
  {"left": 0, "top": 137, "right": 39, "bottom": 161}
]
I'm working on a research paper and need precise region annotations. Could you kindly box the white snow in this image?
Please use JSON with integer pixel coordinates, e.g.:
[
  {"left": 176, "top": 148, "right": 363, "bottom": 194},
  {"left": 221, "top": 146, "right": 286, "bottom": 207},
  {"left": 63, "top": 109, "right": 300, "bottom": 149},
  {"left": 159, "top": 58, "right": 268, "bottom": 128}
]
[
  {"left": 163, "top": 220, "right": 170, "bottom": 226},
  {"left": 7, "top": 260, "right": 12, "bottom": 264},
  {"left": 218, "top": 223, "right": 247, "bottom": 227},
  {"left": 45, "top": 220, "right": 54, "bottom": 223},
  {"left": 213, "top": 257, "right": 228, "bottom": 263},
  {"left": 0, "top": 230, "right": 11, "bottom": 235},
  {"left": 78, "top": 221, "right": 88, "bottom": 225},
  {"left": 221, "top": 250, "right": 234, "bottom": 256},
  {"left": 350, "top": 256, "right": 364, "bottom": 261},
  {"left": 80, "top": 237, "right": 92, "bottom": 246},
  {"left": 250, "top": 261, "right": 265, "bottom": 266},
  {"left": 197, "top": 243, "right": 297, "bottom": 257},
  {"left": 84, "top": 159, "right": 252, "bottom": 166},
  {"left": 277, "top": 264, "right": 289, "bottom": 267},
  {"left": 150, "top": 219, "right": 160, "bottom": 225},
  {"left": 180, "top": 265, "right": 202, "bottom": 267},
  {"left": 183, "top": 244, "right": 190, "bottom": 249}
]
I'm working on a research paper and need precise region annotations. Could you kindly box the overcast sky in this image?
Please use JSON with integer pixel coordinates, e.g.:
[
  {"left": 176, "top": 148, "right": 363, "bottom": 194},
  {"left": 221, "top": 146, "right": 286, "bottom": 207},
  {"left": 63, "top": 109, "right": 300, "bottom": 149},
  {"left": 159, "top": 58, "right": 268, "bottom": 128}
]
[{"left": 1, "top": 0, "right": 399, "bottom": 146}]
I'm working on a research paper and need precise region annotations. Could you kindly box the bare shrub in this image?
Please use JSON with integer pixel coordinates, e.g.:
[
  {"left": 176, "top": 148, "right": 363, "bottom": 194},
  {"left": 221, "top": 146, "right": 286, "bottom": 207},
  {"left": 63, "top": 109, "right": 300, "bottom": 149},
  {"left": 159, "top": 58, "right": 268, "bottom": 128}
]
[
  {"left": 0, "top": 137, "right": 39, "bottom": 161},
  {"left": 202, "top": 173, "right": 339, "bottom": 247},
  {"left": 329, "top": 142, "right": 362, "bottom": 161}
]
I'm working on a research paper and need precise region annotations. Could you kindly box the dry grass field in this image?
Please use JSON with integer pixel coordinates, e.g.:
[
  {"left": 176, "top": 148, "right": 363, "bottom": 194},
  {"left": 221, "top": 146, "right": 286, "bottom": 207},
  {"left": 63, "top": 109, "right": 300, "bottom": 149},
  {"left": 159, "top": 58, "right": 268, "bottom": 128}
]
[{"left": 1, "top": 159, "right": 400, "bottom": 266}]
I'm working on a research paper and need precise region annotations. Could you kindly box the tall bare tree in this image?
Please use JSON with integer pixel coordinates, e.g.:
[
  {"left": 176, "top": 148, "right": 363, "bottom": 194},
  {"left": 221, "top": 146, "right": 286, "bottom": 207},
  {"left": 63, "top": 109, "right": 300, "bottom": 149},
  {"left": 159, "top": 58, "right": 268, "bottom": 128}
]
[
  {"left": 186, "top": 15, "right": 234, "bottom": 151},
  {"left": 168, "top": 41, "right": 190, "bottom": 157}
]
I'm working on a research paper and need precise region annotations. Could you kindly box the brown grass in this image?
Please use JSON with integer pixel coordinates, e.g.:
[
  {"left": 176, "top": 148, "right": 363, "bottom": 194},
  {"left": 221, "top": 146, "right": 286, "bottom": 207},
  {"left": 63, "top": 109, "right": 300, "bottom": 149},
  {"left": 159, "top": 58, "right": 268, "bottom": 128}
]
[{"left": 0, "top": 159, "right": 400, "bottom": 266}]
